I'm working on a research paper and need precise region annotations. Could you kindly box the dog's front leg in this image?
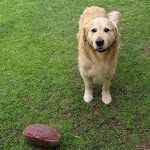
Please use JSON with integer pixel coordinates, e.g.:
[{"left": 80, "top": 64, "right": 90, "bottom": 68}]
[
  {"left": 102, "top": 80, "right": 112, "bottom": 104},
  {"left": 82, "top": 74, "right": 93, "bottom": 103}
]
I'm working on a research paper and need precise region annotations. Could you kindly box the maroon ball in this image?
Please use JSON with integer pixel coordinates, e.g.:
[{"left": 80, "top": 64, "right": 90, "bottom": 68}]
[{"left": 23, "top": 124, "right": 60, "bottom": 149}]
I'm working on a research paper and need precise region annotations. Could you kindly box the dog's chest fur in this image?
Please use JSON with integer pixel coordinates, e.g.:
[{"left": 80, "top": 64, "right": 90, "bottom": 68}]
[{"left": 79, "top": 51, "right": 116, "bottom": 83}]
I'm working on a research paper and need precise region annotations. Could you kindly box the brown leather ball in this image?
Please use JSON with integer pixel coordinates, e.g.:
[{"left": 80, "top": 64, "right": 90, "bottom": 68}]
[{"left": 23, "top": 124, "right": 60, "bottom": 149}]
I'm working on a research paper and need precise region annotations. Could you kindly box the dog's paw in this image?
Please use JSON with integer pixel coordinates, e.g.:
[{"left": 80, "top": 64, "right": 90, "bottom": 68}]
[
  {"left": 102, "top": 95, "right": 112, "bottom": 105},
  {"left": 84, "top": 94, "right": 93, "bottom": 103}
]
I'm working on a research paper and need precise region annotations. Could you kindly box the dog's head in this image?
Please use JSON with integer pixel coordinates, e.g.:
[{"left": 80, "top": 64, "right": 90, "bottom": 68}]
[{"left": 82, "top": 11, "right": 121, "bottom": 53}]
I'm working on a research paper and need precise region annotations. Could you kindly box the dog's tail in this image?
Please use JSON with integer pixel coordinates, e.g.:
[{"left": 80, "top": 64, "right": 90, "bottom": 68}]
[{"left": 108, "top": 11, "right": 121, "bottom": 27}]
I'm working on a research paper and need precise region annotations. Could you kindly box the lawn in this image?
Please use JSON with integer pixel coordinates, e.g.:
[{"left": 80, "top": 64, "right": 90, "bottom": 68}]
[{"left": 0, "top": 0, "right": 149, "bottom": 149}]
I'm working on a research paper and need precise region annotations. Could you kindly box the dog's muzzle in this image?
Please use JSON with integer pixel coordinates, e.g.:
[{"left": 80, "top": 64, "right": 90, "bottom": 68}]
[
  {"left": 96, "top": 48, "right": 108, "bottom": 53},
  {"left": 95, "top": 38, "right": 108, "bottom": 53}
]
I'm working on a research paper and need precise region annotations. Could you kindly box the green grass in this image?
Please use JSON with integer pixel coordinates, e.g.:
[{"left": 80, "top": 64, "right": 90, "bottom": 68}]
[{"left": 0, "top": 0, "right": 149, "bottom": 149}]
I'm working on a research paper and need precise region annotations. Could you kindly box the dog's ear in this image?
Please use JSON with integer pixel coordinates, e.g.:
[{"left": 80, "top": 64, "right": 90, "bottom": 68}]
[
  {"left": 109, "top": 11, "right": 121, "bottom": 27},
  {"left": 114, "top": 27, "right": 121, "bottom": 42},
  {"left": 83, "top": 27, "right": 87, "bottom": 43},
  {"left": 77, "top": 26, "right": 87, "bottom": 47}
]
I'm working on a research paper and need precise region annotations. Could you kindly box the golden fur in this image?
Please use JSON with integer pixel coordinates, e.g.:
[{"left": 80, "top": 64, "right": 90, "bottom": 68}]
[{"left": 77, "top": 6, "right": 121, "bottom": 104}]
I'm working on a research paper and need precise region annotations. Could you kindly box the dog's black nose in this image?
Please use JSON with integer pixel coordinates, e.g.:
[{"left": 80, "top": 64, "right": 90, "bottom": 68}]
[{"left": 96, "top": 39, "right": 104, "bottom": 46}]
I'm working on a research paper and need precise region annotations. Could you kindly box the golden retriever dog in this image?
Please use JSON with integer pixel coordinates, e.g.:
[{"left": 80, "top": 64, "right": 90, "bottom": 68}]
[{"left": 77, "top": 6, "right": 121, "bottom": 104}]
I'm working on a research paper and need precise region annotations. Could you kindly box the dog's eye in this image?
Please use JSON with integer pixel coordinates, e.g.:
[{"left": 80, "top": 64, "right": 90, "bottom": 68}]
[
  {"left": 104, "top": 28, "right": 110, "bottom": 32},
  {"left": 91, "top": 28, "right": 97, "bottom": 33}
]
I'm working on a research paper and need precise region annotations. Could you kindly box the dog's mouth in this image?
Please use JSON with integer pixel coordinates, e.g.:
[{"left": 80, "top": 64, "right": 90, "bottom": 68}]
[{"left": 96, "top": 48, "right": 108, "bottom": 53}]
